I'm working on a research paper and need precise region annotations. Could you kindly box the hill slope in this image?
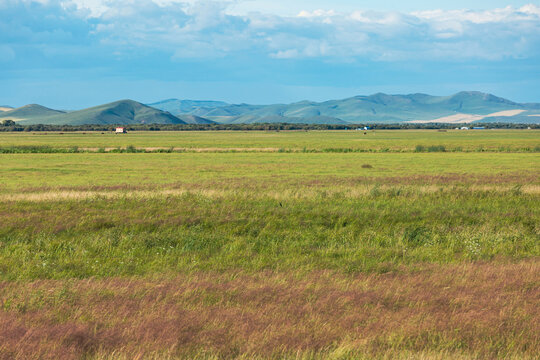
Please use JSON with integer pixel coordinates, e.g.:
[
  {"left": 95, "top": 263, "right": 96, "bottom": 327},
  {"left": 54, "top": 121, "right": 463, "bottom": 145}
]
[
  {"left": 0, "top": 104, "right": 65, "bottom": 121},
  {"left": 229, "top": 114, "right": 347, "bottom": 124},
  {"left": 175, "top": 114, "right": 216, "bottom": 124},
  {"left": 150, "top": 92, "right": 540, "bottom": 124},
  {"left": 148, "top": 99, "right": 229, "bottom": 115},
  {"left": 15, "top": 100, "right": 190, "bottom": 125},
  {"left": 5, "top": 92, "right": 539, "bottom": 125}
]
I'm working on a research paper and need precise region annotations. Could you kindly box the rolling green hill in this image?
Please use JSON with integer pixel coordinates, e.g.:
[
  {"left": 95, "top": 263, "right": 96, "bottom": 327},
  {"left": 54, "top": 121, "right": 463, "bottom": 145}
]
[
  {"left": 150, "top": 92, "right": 540, "bottom": 124},
  {"left": 148, "top": 99, "right": 229, "bottom": 115},
  {"left": 0, "top": 104, "right": 65, "bottom": 121},
  {"left": 17, "top": 100, "right": 186, "bottom": 125},
  {"left": 5, "top": 100, "right": 213, "bottom": 125},
  {"left": 10, "top": 100, "right": 217, "bottom": 125},
  {"left": 229, "top": 114, "right": 347, "bottom": 124},
  {"left": 176, "top": 114, "right": 216, "bottom": 124},
  {"left": 4, "top": 92, "right": 539, "bottom": 125}
]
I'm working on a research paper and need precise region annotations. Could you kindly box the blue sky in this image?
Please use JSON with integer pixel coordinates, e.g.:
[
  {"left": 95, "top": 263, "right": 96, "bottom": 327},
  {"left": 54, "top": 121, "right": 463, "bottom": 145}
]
[{"left": 1, "top": 0, "right": 539, "bottom": 108}]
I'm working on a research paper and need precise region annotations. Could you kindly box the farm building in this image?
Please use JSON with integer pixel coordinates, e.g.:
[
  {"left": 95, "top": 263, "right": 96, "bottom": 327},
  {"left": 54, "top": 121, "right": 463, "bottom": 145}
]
[{"left": 115, "top": 127, "right": 127, "bottom": 133}]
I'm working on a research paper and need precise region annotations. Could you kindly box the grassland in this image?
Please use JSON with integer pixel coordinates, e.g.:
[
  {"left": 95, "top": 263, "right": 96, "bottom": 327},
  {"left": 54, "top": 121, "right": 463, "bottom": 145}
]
[
  {"left": 1, "top": 129, "right": 539, "bottom": 152},
  {"left": 0, "top": 130, "right": 538, "bottom": 359}
]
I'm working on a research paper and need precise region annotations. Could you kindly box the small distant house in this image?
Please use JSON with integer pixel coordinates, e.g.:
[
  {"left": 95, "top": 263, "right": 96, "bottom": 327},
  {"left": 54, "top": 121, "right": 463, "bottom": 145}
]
[
  {"left": 472, "top": 127, "right": 485, "bottom": 130},
  {"left": 115, "top": 127, "right": 127, "bottom": 134},
  {"left": 460, "top": 127, "right": 469, "bottom": 130}
]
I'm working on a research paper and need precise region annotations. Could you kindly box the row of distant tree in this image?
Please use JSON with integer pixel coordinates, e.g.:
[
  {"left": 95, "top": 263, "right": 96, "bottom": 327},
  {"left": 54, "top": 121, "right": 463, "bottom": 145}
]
[{"left": 0, "top": 119, "right": 538, "bottom": 131}]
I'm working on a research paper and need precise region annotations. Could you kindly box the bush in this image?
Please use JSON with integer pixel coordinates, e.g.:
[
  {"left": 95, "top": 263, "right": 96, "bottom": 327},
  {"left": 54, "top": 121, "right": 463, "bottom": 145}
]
[
  {"left": 427, "top": 145, "right": 446, "bottom": 152},
  {"left": 1, "top": 119, "right": 16, "bottom": 127}
]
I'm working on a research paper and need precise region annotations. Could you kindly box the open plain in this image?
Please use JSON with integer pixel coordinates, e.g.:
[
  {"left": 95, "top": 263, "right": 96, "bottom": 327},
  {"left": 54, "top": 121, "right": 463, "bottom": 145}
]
[{"left": 0, "top": 130, "right": 539, "bottom": 359}]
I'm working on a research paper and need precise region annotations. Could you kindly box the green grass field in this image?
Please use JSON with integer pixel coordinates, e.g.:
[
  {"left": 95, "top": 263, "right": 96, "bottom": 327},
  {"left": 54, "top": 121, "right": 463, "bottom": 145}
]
[
  {"left": 0, "top": 130, "right": 538, "bottom": 359},
  {"left": 1, "top": 129, "right": 539, "bottom": 152},
  {"left": 0, "top": 152, "right": 537, "bottom": 192}
]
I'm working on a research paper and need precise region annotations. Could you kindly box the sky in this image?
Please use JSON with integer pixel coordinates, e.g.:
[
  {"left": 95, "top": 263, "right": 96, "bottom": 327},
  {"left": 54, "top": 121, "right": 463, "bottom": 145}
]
[{"left": 1, "top": 0, "right": 540, "bottom": 109}]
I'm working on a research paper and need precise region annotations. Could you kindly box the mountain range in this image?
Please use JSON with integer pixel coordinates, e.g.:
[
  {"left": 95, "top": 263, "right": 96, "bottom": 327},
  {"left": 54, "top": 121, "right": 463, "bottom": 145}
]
[
  {"left": 148, "top": 92, "right": 540, "bottom": 124},
  {"left": 1, "top": 92, "right": 539, "bottom": 125},
  {"left": 0, "top": 100, "right": 199, "bottom": 125}
]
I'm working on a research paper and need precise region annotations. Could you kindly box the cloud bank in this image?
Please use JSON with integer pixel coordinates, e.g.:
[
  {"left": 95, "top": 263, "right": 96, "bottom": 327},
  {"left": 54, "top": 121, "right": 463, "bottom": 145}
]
[
  {"left": 1, "top": 0, "right": 539, "bottom": 63},
  {"left": 1, "top": 1, "right": 540, "bottom": 107}
]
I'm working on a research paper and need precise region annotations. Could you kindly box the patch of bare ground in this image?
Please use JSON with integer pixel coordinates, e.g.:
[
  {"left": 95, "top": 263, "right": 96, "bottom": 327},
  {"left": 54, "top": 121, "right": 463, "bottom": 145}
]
[{"left": 0, "top": 261, "right": 538, "bottom": 359}]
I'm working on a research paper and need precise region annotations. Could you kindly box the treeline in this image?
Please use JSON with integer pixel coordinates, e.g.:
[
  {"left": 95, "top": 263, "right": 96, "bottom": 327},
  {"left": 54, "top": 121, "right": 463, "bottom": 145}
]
[{"left": 0, "top": 120, "right": 538, "bottom": 132}]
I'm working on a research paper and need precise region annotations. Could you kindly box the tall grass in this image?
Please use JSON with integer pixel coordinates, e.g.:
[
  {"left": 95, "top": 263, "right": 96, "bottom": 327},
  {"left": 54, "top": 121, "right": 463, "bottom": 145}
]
[
  {"left": 1, "top": 262, "right": 538, "bottom": 359},
  {"left": 0, "top": 130, "right": 538, "bottom": 359},
  {"left": 0, "top": 145, "right": 81, "bottom": 153},
  {"left": 0, "top": 189, "right": 537, "bottom": 280}
]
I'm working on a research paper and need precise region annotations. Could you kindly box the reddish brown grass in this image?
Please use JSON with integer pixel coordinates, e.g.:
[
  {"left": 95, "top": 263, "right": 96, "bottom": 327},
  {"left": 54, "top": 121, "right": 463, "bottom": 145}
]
[{"left": 0, "top": 261, "right": 538, "bottom": 359}]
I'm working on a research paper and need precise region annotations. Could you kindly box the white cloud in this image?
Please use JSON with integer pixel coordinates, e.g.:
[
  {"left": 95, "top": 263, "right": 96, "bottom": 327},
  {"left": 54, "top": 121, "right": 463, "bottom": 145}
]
[
  {"left": 297, "top": 9, "right": 336, "bottom": 18},
  {"left": 271, "top": 49, "right": 299, "bottom": 59},
  {"left": 1, "top": 0, "right": 539, "bottom": 62}
]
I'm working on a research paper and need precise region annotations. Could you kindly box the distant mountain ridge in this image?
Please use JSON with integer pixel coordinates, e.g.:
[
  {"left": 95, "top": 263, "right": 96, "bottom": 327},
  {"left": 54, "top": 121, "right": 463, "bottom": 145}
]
[
  {"left": 0, "top": 100, "right": 215, "bottom": 125},
  {"left": 149, "top": 99, "right": 229, "bottom": 115},
  {"left": 0, "top": 104, "right": 65, "bottom": 120},
  {"left": 1, "top": 92, "right": 539, "bottom": 125},
  {"left": 150, "top": 92, "right": 540, "bottom": 124}
]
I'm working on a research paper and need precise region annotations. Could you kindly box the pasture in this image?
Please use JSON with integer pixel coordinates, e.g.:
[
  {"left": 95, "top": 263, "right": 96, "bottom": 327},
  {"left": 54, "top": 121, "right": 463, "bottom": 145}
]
[
  {"left": 0, "top": 130, "right": 538, "bottom": 359},
  {"left": 0, "top": 129, "right": 539, "bottom": 152}
]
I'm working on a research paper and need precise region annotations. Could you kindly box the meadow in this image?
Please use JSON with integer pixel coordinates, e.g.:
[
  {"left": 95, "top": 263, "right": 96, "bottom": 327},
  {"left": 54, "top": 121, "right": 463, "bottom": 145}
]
[
  {"left": 0, "top": 130, "right": 538, "bottom": 359},
  {"left": 0, "top": 129, "right": 539, "bottom": 152}
]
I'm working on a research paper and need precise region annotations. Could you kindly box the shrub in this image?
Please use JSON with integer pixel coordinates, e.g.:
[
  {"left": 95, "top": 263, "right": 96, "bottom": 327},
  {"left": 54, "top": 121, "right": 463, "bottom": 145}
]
[{"left": 427, "top": 145, "right": 446, "bottom": 152}]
